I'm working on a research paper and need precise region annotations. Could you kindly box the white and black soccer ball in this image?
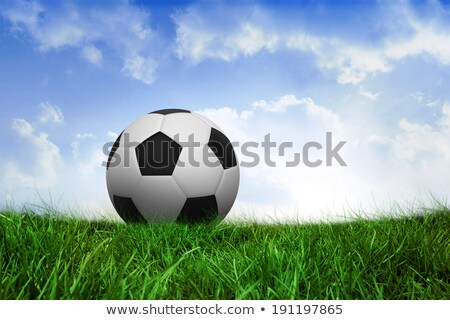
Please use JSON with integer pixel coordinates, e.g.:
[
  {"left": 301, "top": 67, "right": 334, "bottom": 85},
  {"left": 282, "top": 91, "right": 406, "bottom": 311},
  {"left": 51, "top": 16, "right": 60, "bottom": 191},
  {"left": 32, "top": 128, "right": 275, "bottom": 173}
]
[{"left": 106, "top": 109, "right": 239, "bottom": 223}]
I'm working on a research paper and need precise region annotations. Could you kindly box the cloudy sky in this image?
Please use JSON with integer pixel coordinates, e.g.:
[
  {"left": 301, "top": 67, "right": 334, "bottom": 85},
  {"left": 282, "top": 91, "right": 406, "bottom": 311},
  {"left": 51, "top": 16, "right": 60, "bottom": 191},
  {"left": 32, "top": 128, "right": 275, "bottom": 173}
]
[{"left": 1, "top": 0, "right": 450, "bottom": 221}]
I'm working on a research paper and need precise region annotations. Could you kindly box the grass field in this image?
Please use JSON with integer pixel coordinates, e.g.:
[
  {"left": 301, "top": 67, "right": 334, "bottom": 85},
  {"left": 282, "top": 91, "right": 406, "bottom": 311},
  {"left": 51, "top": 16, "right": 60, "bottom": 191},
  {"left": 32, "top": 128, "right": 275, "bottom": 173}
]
[{"left": 0, "top": 207, "right": 449, "bottom": 299}]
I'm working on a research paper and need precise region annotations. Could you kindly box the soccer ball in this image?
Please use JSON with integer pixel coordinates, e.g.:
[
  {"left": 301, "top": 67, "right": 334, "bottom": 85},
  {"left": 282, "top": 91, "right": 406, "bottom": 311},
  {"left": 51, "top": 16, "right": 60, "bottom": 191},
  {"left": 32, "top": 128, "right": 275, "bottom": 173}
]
[{"left": 106, "top": 108, "right": 239, "bottom": 223}]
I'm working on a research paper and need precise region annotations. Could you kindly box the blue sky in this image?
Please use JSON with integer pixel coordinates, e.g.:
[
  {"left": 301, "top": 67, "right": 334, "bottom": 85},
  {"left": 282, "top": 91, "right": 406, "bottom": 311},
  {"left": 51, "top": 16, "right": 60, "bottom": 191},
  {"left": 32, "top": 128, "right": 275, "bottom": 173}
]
[{"left": 1, "top": 0, "right": 450, "bottom": 221}]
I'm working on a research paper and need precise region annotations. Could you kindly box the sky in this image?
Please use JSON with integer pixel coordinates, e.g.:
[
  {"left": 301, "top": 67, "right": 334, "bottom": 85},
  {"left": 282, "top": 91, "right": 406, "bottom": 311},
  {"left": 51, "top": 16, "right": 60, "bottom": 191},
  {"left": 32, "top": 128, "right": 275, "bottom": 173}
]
[{"left": 1, "top": 0, "right": 450, "bottom": 222}]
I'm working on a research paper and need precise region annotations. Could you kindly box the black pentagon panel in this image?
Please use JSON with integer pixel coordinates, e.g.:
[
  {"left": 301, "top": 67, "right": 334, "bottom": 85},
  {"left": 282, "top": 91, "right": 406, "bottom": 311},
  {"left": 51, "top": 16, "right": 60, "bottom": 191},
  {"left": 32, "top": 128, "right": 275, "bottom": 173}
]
[
  {"left": 149, "top": 109, "right": 191, "bottom": 115},
  {"left": 113, "top": 195, "right": 146, "bottom": 223},
  {"left": 207, "top": 128, "right": 237, "bottom": 169},
  {"left": 177, "top": 195, "right": 218, "bottom": 224},
  {"left": 107, "top": 131, "right": 123, "bottom": 169},
  {"left": 135, "top": 132, "right": 182, "bottom": 176}
]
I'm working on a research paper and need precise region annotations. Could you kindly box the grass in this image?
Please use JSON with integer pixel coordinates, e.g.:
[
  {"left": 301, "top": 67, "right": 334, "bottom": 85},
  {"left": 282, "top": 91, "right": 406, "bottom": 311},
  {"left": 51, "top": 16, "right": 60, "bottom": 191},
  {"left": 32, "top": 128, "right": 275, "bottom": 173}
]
[{"left": 0, "top": 207, "right": 449, "bottom": 299}]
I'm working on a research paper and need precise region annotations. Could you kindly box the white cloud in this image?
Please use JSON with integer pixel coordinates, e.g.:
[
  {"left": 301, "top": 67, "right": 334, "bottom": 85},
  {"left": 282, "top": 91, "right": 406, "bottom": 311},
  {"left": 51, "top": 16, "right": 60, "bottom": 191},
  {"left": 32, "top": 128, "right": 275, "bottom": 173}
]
[
  {"left": 173, "top": 2, "right": 450, "bottom": 84},
  {"left": 336, "top": 47, "right": 391, "bottom": 84},
  {"left": 411, "top": 91, "right": 425, "bottom": 104},
  {"left": 2, "top": 114, "right": 112, "bottom": 217},
  {"left": 252, "top": 94, "right": 300, "bottom": 113},
  {"left": 426, "top": 100, "right": 440, "bottom": 108},
  {"left": 392, "top": 119, "right": 444, "bottom": 161},
  {"left": 366, "top": 134, "right": 391, "bottom": 145},
  {"left": 107, "top": 131, "right": 118, "bottom": 139},
  {"left": 76, "top": 133, "right": 96, "bottom": 139},
  {"left": 81, "top": 45, "right": 103, "bottom": 65},
  {"left": 385, "top": 25, "right": 450, "bottom": 65},
  {"left": 365, "top": 102, "right": 450, "bottom": 188},
  {"left": 3, "top": 0, "right": 43, "bottom": 35},
  {"left": 4, "top": 0, "right": 84, "bottom": 51},
  {"left": 285, "top": 15, "right": 450, "bottom": 84},
  {"left": 172, "top": 4, "right": 393, "bottom": 83},
  {"left": 439, "top": 103, "right": 450, "bottom": 132},
  {"left": 226, "top": 23, "right": 279, "bottom": 57},
  {"left": 38, "top": 102, "right": 64, "bottom": 124},
  {"left": 71, "top": 133, "right": 96, "bottom": 158},
  {"left": 195, "top": 107, "right": 254, "bottom": 143},
  {"left": 286, "top": 34, "right": 392, "bottom": 84},
  {"left": 1, "top": 162, "right": 35, "bottom": 190},
  {"left": 121, "top": 54, "right": 158, "bottom": 85},
  {"left": 388, "top": 110, "right": 450, "bottom": 162},
  {"left": 175, "top": 21, "right": 278, "bottom": 62},
  {"left": 173, "top": 5, "right": 279, "bottom": 63},
  {"left": 252, "top": 94, "right": 341, "bottom": 128},
  {"left": 267, "top": 35, "right": 388, "bottom": 85},
  {"left": 6, "top": 118, "right": 62, "bottom": 189},
  {"left": 359, "top": 86, "right": 382, "bottom": 100},
  {"left": 411, "top": 92, "right": 440, "bottom": 107},
  {"left": 300, "top": 97, "right": 342, "bottom": 129},
  {"left": 3, "top": 0, "right": 159, "bottom": 86},
  {"left": 76, "top": 148, "right": 105, "bottom": 179},
  {"left": 39, "top": 24, "right": 85, "bottom": 51},
  {"left": 12, "top": 118, "right": 34, "bottom": 136}
]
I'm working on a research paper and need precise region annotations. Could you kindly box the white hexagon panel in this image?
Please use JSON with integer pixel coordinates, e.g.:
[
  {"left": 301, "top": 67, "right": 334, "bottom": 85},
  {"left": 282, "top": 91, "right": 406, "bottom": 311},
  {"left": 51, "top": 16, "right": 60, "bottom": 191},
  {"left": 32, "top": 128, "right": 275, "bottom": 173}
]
[
  {"left": 172, "top": 145, "right": 224, "bottom": 198},
  {"left": 106, "top": 108, "right": 239, "bottom": 223}
]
